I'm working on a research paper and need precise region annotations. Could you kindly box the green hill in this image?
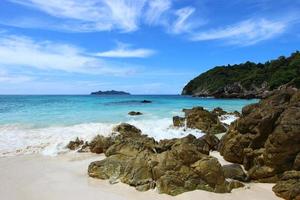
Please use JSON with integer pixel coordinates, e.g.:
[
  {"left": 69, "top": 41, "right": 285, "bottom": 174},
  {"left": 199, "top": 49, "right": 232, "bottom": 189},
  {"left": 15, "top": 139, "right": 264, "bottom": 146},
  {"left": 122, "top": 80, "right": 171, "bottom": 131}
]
[{"left": 182, "top": 51, "right": 300, "bottom": 98}]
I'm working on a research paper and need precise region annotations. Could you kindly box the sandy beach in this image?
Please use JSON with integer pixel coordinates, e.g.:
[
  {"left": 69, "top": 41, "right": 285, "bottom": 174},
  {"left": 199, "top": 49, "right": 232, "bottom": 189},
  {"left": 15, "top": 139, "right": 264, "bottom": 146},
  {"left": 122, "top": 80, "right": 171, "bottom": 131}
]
[{"left": 0, "top": 152, "right": 279, "bottom": 200}]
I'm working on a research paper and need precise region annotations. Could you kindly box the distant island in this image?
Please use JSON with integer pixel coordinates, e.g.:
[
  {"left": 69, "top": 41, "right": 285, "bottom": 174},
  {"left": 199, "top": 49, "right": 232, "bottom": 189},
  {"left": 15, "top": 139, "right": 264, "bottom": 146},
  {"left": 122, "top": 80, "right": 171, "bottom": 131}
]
[
  {"left": 182, "top": 51, "right": 300, "bottom": 98},
  {"left": 90, "top": 90, "right": 131, "bottom": 95}
]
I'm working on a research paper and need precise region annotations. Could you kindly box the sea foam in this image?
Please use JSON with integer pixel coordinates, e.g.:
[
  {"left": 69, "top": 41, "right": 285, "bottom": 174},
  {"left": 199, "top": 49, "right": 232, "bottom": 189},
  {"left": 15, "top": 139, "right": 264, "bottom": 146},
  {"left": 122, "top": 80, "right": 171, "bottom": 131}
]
[{"left": 0, "top": 114, "right": 237, "bottom": 157}]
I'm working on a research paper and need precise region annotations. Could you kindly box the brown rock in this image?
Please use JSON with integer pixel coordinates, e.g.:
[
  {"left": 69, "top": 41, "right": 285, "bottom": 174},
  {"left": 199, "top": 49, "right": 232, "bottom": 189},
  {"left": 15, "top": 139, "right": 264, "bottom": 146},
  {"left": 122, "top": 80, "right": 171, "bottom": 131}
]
[
  {"left": 66, "top": 137, "right": 83, "bottom": 150},
  {"left": 173, "top": 116, "right": 185, "bottom": 127}
]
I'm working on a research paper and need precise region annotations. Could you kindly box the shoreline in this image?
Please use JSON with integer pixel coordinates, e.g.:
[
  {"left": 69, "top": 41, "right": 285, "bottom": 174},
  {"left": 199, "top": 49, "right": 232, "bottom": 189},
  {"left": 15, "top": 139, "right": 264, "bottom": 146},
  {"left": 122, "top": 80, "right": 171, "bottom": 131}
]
[{"left": 0, "top": 152, "right": 279, "bottom": 200}]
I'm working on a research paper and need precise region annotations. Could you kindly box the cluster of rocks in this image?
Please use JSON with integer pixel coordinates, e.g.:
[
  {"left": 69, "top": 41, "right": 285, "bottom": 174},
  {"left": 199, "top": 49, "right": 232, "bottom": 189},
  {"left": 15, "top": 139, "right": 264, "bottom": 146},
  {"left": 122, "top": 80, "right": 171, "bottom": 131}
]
[
  {"left": 219, "top": 87, "right": 300, "bottom": 199},
  {"left": 173, "top": 106, "right": 239, "bottom": 134},
  {"left": 67, "top": 87, "right": 300, "bottom": 199},
  {"left": 68, "top": 123, "right": 245, "bottom": 196}
]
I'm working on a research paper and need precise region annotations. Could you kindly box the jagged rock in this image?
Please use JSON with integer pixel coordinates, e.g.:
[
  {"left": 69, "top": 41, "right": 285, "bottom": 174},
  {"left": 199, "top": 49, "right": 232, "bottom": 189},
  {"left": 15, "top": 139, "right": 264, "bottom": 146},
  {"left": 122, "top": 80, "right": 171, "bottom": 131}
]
[
  {"left": 273, "top": 171, "right": 300, "bottom": 200},
  {"left": 222, "top": 164, "right": 248, "bottom": 182},
  {"left": 184, "top": 107, "right": 227, "bottom": 134},
  {"left": 173, "top": 116, "right": 185, "bottom": 127},
  {"left": 128, "top": 111, "right": 143, "bottom": 116},
  {"left": 88, "top": 125, "right": 240, "bottom": 196},
  {"left": 200, "top": 134, "right": 220, "bottom": 151},
  {"left": 212, "top": 107, "right": 227, "bottom": 116},
  {"left": 112, "top": 123, "right": 142, "bottom": 138},
  {"left": 219, "top": 87, "right": 300, "bottom": 182},
  {"left": 66, "top": 137, "right": 83, "bottom": 150},
  {"left": 89, "top": 135, "right": 113, "bottom": 154}
]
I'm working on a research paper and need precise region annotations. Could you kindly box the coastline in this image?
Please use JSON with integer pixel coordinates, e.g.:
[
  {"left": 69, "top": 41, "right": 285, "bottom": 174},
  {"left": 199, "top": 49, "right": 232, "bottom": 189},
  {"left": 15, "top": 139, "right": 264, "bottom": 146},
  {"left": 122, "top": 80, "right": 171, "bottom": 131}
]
[{"left": 0, "top": 152, "right": 279, "bottom": 200}]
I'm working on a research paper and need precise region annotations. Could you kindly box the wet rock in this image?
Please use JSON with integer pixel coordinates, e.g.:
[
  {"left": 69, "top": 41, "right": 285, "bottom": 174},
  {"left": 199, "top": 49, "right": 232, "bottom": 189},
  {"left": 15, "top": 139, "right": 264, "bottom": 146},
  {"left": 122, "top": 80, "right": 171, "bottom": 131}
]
[
  {"left": 273, "top": 171, "right": 300, "bottom": 200},
  {"left": 66, "top": 137, "right": 84, "bottom": 150},
  {"left": 128, "top": 111, "right": 143, "bottom": 116},
  {"left": 184, "top": 107, "right": 227, "bottom": 134},
  {"left": 173, "top": 116, "right": 185, "bottom": 127},
  {"left": 222, "top": 164, "right": 248, "bottom": 182},
  {"left": 219, "top": 87, "right": 300, "bottom": 182},
  {"left": 212, "top": 107, "right": 227, "bottom": 116},
  {"left": 141, "top": 100, "right": 152, "bottom": 103}
]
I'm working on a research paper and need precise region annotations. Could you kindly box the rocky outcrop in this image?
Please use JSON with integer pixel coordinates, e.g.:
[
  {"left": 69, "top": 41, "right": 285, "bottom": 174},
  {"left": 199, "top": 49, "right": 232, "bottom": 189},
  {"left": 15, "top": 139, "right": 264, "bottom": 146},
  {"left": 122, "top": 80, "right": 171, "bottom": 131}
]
[
  {"left": 88, "top": 124, "right": 243, "bottom": 196},
  {"left": 173, "top": 107, "right": 227, "bottom": 134},
  {"left": 91, "top": 90, "right": 130, "bottom": 95},
  {"left": 66, "top": 137, "right": 84, "bottom": 150},
  {"left": 128, "top": 111, "right": 143, "bottom": 116},
  {"left": 219, "top": 87, "right": 300, "bottom": 182},
  {"left": 273, "top": 170, "right": 300, "bottom": 200}
]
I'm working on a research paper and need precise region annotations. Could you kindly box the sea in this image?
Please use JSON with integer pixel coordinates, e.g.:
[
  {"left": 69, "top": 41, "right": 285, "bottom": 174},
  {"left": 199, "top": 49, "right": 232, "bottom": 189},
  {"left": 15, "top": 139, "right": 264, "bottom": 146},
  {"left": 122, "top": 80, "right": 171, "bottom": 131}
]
[{"left": 0, "top": 95, "right": 258, "bottom": 157}]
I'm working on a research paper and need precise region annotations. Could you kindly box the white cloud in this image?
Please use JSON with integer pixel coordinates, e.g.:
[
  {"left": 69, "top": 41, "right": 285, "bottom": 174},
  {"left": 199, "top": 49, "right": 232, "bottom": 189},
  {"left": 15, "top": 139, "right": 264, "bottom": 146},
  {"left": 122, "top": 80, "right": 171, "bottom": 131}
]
[
  {"left": 0, "top": 33, "right": 135, "bottom": 75},
  {"left": 95, "top": 42, "right": 155, "bottom": 58},
  {"left": 171, "top": 7, "right": 196, "bottom": 34},
  {"left": 191, "top": 18, "right": 287, "bottom": 45},
  {"left": 145, "top": 0, "right": 171, "bottom": 25},
  {"left": 5, "top": 0, "right": 199, "bottom": 34}
]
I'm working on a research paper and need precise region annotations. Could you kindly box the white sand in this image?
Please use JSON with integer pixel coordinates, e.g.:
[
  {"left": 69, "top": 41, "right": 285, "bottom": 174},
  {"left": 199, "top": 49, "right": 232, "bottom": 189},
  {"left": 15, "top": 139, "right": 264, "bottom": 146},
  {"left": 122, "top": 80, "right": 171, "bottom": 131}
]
[{"left": 0, "top": 152, "right": 279, "bottom": 200}]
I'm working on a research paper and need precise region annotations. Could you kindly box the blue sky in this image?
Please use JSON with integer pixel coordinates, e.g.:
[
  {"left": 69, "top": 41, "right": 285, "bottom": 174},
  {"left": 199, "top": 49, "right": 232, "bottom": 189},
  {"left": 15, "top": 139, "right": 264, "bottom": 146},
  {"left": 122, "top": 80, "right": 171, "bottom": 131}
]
[{"left": 0, "top": 0, "right": 300, "bottom": 94}]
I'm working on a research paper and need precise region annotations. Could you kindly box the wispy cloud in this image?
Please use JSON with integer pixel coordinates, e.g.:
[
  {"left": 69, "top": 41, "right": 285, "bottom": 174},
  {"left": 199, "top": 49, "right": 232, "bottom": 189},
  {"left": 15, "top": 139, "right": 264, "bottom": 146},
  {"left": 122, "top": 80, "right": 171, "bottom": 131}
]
[
  {"left": 95, "top": 42, "right": 155, "bottom": 58},
  {"left": 171, "top": 7, "right": 196, "bottom": 34},
  {"left": 5, "top": 0, "right": 199, "bottom": 34},
  {"left": 191, "top": 18, "right": 288, "bottom": 46},
  {"left": 145, "top": 0, "right": 171, "bottom": 25},
  {"left": 0, "top": 33, "right": 136, "bottom": 75},
  {"left": 0, "top": 69, "right": 33, "bottom": 83}
]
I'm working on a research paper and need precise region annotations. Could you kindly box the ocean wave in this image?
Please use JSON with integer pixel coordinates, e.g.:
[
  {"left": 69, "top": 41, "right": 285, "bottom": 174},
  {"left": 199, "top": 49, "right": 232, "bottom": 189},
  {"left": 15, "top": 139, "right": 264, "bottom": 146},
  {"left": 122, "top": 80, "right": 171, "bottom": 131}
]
[{"left": 0, "top": 118, "right": 205, "bottom": 157}]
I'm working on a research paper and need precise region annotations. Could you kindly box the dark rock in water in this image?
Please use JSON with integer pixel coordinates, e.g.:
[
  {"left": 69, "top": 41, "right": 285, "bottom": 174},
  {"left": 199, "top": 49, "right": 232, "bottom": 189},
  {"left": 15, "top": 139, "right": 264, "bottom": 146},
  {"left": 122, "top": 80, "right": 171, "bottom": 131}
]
[
  {"left": 219, "top": 87, "right": 300, "bottom": 182},
  {"left": 91, "top": 90, "right": 130, "bottom": 95},
  {"left": 128, "top": 111, "right": 143, "bottom": 116},
  {"left": 66, "top": 137, "right": 83, "bottom": 150},
  {"left": 222, "top": 164, "right": 248, "bottom": 182},
  {"left": 184, "top": 107, "right": 227, "bottom": 134},
  {"left": 272, "top": 170, "right": 300, "bottom": 200},
  {"left": 88, "top": 124, "right": 242, "bottom": 196},
  {"left": 173, "top": 116, "right": 185, "bottom": 127},
  {"left": 141, "top": 100, "right": 152, "bottom": 103},
  {"left": 212, "top": 107, "right": 227, "bottom": 116}
]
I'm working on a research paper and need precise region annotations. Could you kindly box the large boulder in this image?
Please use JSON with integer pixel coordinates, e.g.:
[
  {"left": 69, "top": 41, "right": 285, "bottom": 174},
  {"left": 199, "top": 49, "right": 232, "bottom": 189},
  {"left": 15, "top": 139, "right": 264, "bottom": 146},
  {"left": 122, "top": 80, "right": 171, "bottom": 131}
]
[
  {"left": 222, "top": 164, "right": 248, "bottom": 182},
  {"left": 89, "top": 135, "right": 114, "bottom": 154},
  {"left": 219, "top": 87, "right": 300, "bottom": 182},
  {"left": 88, "top": 125, "right": 241, "bottom": 196},
  {"left": 184, "top": 107, "right": 227, "bottom": 134},
  {"left": 272, "top": 170, "right": 300, "bottom": 200}
]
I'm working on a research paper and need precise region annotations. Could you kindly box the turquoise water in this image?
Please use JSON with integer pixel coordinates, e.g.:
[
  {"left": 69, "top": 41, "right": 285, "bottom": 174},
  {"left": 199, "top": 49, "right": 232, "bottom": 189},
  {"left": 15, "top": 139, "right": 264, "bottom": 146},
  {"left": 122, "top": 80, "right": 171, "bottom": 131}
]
[
  {"left": 0, "top": 95, "right": 258, "bottom": 156},
  {"left": 0, "top": 95, "right": 257, "bottom": 127}
]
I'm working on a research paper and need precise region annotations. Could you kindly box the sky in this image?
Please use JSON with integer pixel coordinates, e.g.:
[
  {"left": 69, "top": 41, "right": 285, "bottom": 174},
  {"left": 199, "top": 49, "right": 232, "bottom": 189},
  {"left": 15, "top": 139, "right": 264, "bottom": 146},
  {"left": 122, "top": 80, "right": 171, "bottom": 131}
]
[{"left": 0, "top": 0, "right": 300, "bottom": 94}]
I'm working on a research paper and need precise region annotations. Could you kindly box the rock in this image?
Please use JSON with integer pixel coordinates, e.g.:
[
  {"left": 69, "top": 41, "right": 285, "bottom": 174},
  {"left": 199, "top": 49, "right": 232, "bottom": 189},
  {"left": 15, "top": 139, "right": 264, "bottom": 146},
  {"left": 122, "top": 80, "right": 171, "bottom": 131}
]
[
  {"left": 88, "top": 125, "right": 239, "bottom": 196},
  {"left": 273, "top": 171, "right": 300, "bottom": 200},
  {"left": 200, "top": 134, "right": 220, "bottom": 151},
  {"left": 141, "top": 100, "right": 152, "bottom": 103},
  {"left": 212, "top": 107, "right": 227, "bottom": 116},
  {"left": 112, "top": 123, "right": 142, "bottom": 138},
  {"left": 173, "top": 116, "right": 185, "bottom": 127},
  {"left": 222, "top": 164, "right": 248, "bottom": 182},
  {"left": 128, "top": 111, "right": 143, "bottom": 116},
  {"left": 227, "top": 180, "right": 245, "bottom": 190},
  {"left": 184, "top": 107, "right": 227, "bottom": 134},
  {"left": 219, "top": 87, "right": 300, "bottom": 182},
  {"left": 294, "top": 153, "right": 300, "bottom": 170},
  {"left": 66, "top": 137, "right": 83, "bottom": 150},
  {"left": 89, "top": 135, "right": 113, "bottom": 154}
]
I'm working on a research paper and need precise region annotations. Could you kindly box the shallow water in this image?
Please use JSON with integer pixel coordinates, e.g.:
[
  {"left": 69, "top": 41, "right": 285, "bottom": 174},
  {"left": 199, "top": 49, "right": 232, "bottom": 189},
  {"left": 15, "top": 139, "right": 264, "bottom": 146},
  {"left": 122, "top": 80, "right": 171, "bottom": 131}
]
[{"left": 0, "top": 95, "right": 258, "bottom": 156}]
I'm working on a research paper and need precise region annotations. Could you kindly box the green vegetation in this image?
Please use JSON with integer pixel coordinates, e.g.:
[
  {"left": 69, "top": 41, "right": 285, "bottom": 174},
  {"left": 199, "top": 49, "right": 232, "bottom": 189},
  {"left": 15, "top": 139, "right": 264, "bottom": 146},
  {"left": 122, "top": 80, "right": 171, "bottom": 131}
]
[{"left": 182, "top": 51, "right": 300, "bottom": 95}]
